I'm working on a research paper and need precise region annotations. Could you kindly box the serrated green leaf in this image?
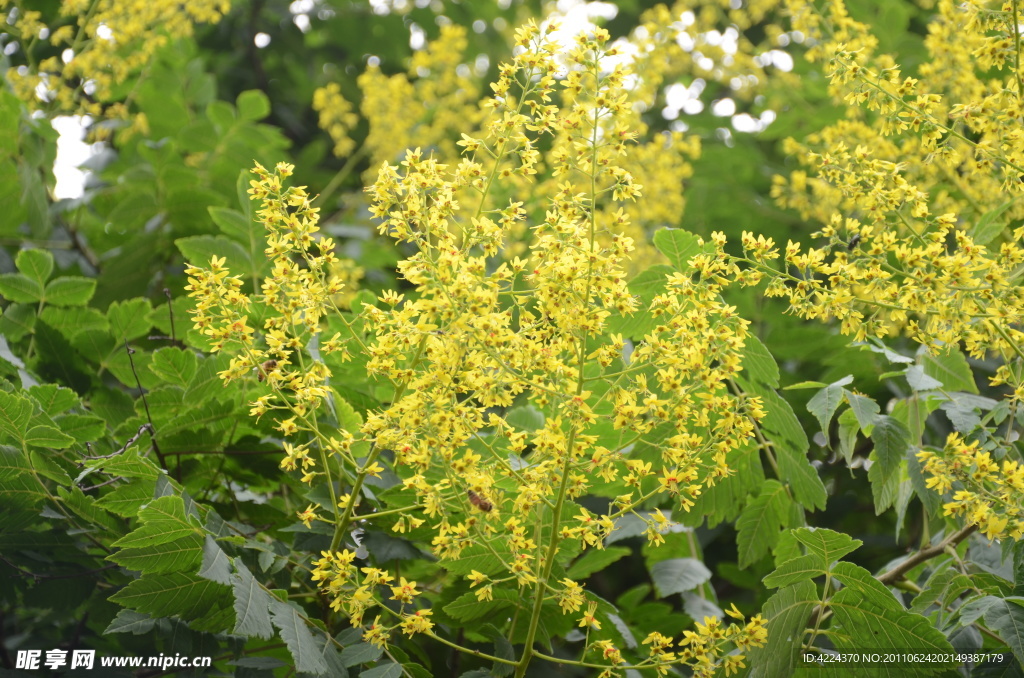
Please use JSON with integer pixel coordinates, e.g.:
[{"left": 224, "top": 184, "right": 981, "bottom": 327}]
[
  {"left": 985, "top": 599, "right": 1024, "bottom": 666},
  {"left": 111, "top": 495, "right": 201, "bottom": 549},
  {"left": 104, "top": 609, "right": 157, "bottom": 635},
  {"left": 0, "top": 273, "right": 42, "bottom": 302},
  {"left": 339, "top": 641, "right": 383, "bottom": 667},
  {"left": 567, "top": 546, "right": 631, "bottom": 580},
  {"left": 829, "top": 586, "right": 955, "bottom": 672},
  {"left": 148, "top": 347, "right": 198, "bottom": 387},
  {"left": 54, "top": 414, "right": 106, "bottom": 443},
  {"left": 15, "top": 248, "right": 53, "bottom": 284},
  {"left": 736, "top": 480, "right": 791, "bottom": 568},
  {"left": 28, "top": 384, "right": 80, "bottom": 414},
  {"left": 233, "top": 561, "right": 275, "bottom": 639},
  {"left": 920, "top": 348, "right": 977, "bottom": 394},
  {"left": 108, "top": 534, "right": 203, "bottom": 574},
  {"left": 25, "top": 424, "right": 75, "bottom": 449},
  {"left": 746, "top": 580, "right": 818, "bottom": 678},
  {"left": 807, "top": 376, "right": 853, "bottom": 439},
  {"left": 39, "top": 305, "right": 108, "bottom": 339},
  {"left": 109, "top": 571, "right": 231, "bottom": 621},
  {"left": 652, "top": 228, "right": 706, "bottom": 271},
  {"left": 57, "top": 485, "right": 121, "bottom": 533},
  {"left": 969, "top": 199, "right": 1016, "bottom": 246},
  {"left": 844, "top": 391, "right": 880, "bottom": 431},
  {"left": 183, "top": 354, "right": 230, "bottom": 404},
  {"left": 93, "top": 479, "right": 156, "bottom": 517},
  {"left": 444, "top": 588, "right": 521, "bottom": 622},
  {"left": 740, "top": 334, "right": 779, "bottom": 388},
  {"left": 177, "top": 234, "right": 251, "bottom": 279},
  {"left": 361, "top": 663, "right": 403, "bottom": 678},
  {"left": 791, "top": 528, "right": 862, "bottom": 568},
  {"left": 830, "top": 562, "right": 901, "bottom": 609},
  {"left": 763, "top": 554, "right": 822, "bottom": 589},
  {"left": 237, "top": 89, "right": 271, "bottom": 121},
  {"left": 871, "top": 415, "right": 909, "bottom": 481},
  {"left": 29, "top": 450, "right": 71, "bottom": 483},
  {"left": 43, "top": 277, "right": 96, "bottom": 306},
  {"left": 270, "top": 598, "right": 330, "bottom": 674},
  {"left": 505, "top": 404, "right": 544, "bottom": 432},
  {"left": 107, "top": 298, "right": 153, "bottom": 341},
  {"left": 198, "top": 535, "right": 233, "bottom": 584},
  {"left": 0, "top": 390, "right": 32, "bottom": 442},
  {"left": 650, "top": 558, "right": 711, "bottom": 597}
]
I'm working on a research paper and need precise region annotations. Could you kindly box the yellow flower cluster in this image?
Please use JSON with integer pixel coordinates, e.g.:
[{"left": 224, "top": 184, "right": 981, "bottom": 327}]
[
  {"left": 3, "top": 0, "right": 229, "bottom": 123},
  {"left": 185, "top": 19, "right": 766, "bottom": 675},
  {"left": 733, "top": 0, "right": 1024, "bottom": 537},
  {"left": 312, "top": 83, "right": 360, "bottom": 158},
  {"left": 917, "top": 433, "right": 1024, "bottom": 541}
]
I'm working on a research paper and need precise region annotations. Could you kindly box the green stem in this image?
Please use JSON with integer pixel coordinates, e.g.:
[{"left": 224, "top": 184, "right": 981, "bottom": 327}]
[{"left": 329, "top": 335, "right": 428, "bottom": 552}]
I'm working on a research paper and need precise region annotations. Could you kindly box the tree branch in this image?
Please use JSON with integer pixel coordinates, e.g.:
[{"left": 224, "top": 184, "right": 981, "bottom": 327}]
[{"left": 877, "top": 524, "right": 978, "bottom": 586}]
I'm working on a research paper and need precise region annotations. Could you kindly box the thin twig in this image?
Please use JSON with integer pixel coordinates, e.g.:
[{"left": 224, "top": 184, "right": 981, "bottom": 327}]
[
  {"left": 82, "top": 423, "right": 154, "bottom": 460},
  {"left": 877, "top": 524, "right": 978, "bottom": 585},
  {"left": 124, "top": 339, "right": 165, "bottom": 469}
]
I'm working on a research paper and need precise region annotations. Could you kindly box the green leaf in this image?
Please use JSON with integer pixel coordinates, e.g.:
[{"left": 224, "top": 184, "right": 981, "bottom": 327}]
[
  {"left": 829, "top": 590, "right": 955, "bottom": 672},
  {"left": 650, "top": 558, "right": 712, "bottom": 597},
  {"left": 107, "top": 298, "right": 153, "bottom": 341},
  {"left": 806, "top": 375, "right": 853, "bottom": 439},
  {"left": 844, "top": 391, "right": 880, "bottom": 431},
  {"left": 54, "top": 414, "right": 106, "bottom": 443},
  {"left": 104, "top": 609, "right": 158, "bottom": 635},
  {"left": 0, "top": 390, "right": 32, "bottom": 442},
  {"left": 774, "top": 434, "right": 827, "bottom": 511},
  {"left": 361, "top": 663, "right": 403, "bottom": 678},
  {"left": 24, "top": 425, "right": 75, "bottom": 449},
  {"left": 42, "top": 277, "right": 96, "bottom": 306},
  {"left": 108, "top": 534, "right": 204, "bottom": 574},
  {"left": 985, "top": 599, "right": 1024, "bottom": 666},
  {"left": 505, "top": 404, "right": 544, "bottom": 432},
  {"left": 969, "top": 199, "right": 1016, "bottom": 246},
  {"left": 111, "top": 496, "right": 201, "bottom": 549},
  {"left": 652, "top": 228, "right": 706, "bottom": 271},
  {"left": 81, "top": 446, "right": 161, "bottom": 480},
  {"left": 791, "top": 528, "right": 862, "bottom": 568},
  {"left": 444, "top": 588, "right": 521, "bottom": 622},
  {"left": 29, "top": 384, "right": 81, "bottom": 415},
  {"left": 0, "top": 273, "right": 42, "bottom": 303},
  {"left": 0, "top": 303, "right": 36, "bottom": 339},
  {"left": 39, "top": 305, "right": 107, "bottom": 338},
  {"left": 736, "top": 480, "right": 791, "bottom": 568},
  {"left": 270, "top": 598, "right": 330, "bottom": 675},
  {"left": 340, "top": 641, "right": 383, "bottom": 667},
  {"left": 184, "top": 354, "right": 230, "bottom": 404},
  {"left": 109, "top": 571, "right": 231, "bottom": 622},
  {"left": 149, "top": 347, "right": 198, "bottom": 387},
  {"left": 198, "top": 535, "right": 233, "bottom": 585},
  {"left": 29, "top": 450, "right": 71, "bottom": 483},
  {"left": 871, "top": 415, "right": 910, "bottom": 481},
  {"left": 740, "top": 335, "right": 780, "bottom": 388},
  {"left": 233, "top": 561, "right": 275, "bottom": 639},
  {"left": 176, "top": 235, "right": 252, "bottom": 280},
  {"left": 763, "top": 554, "right": 822, "bottom": 589},
  {"left": 94, "top": 479, "right": 156, "bottom": 517},
  {"left": 57, "top": 486, "right": 121, "bottom": 533},
  {"left": 746, "top": 580, "right": 818, "bottom": 678},
  {"left": 830, "top": 562, "right": 901, "bottom": 609},
  {"left": 237, "top": 89, "right": 271, "bottom": 121},
  {"left": 15, "top": 248, "right": 53, "bottom": 284},
  {"left": 920, "top": 348, "right": 978, "bottom": 394},
  {"left": 567, "top": 546, "right": 631, "bottom": 580}
]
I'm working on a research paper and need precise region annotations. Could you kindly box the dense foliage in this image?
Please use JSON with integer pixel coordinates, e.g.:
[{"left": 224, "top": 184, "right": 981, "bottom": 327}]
[{"left": 2, "top": 0, "right": 1024, "bottom": 677}]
